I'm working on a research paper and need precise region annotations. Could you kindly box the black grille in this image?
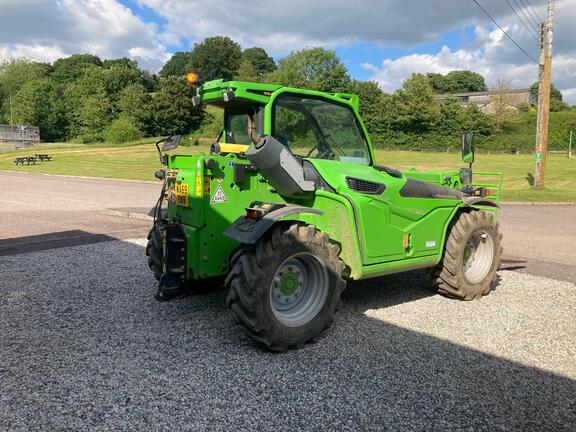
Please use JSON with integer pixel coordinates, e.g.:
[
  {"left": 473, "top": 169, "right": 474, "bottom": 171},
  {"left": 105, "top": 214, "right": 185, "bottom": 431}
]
[{"left": 346, "top": 177, "right": 385, "bottom": 195}]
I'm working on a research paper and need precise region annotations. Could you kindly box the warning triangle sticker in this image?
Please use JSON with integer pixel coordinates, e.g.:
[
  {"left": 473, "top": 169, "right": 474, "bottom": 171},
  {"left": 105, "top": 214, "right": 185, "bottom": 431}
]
[{"left": 210, "top": 185, "right": 229, "bottom": 203}]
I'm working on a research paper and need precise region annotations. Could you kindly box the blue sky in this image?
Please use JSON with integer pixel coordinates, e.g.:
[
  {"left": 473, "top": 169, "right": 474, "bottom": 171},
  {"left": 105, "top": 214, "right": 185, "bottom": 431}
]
[{"left": 0, "top": 0, "right": 574, "bottom": 102}]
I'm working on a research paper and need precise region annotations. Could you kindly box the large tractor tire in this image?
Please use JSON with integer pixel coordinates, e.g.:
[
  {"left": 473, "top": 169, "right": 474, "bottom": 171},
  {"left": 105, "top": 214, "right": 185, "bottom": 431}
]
[
  {"left": 146, "top": 222, "right": 163, "bottom": 281},
  {"left": 225, "top": 223, "right": 346, "bottom": 351},
  {"left": 432, "top": 210, "right": 503, "bottom": 300}
]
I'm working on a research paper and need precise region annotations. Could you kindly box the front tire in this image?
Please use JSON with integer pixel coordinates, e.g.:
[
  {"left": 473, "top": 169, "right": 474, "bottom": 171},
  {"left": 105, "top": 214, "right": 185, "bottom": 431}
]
[
  {"left": 225, "top": 223, "right": 346, "bottom": 351},
  {"left": 432, "top": 210, "right": 503, "bottom": 300}
]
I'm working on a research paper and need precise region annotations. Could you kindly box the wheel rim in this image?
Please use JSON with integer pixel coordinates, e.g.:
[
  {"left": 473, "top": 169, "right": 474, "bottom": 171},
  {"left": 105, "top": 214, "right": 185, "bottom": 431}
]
[
  {"left": 463, "top": 230, "right": 495, "bottom": 284},
  {"left": 270, "top": 252, "right": 329, "bottom": 327}
]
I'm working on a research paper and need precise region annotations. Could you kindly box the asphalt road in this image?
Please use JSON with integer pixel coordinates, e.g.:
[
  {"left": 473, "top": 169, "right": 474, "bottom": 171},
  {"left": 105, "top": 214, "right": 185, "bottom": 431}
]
[
  {"left": 1, "top": 171, "right": 575, "bottom": 430},
  {"left": 0, "top": 172, "right": 157, "bottom": 255},
  {"left": 1, "top": 171, "right": 575, "bottom": 282}
]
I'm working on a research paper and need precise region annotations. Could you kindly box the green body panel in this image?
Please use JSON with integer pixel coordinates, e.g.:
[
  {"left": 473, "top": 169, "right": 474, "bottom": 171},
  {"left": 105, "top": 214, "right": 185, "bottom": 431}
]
[
  {"left": 167, "top": 152, "right": 287, "bottom": 279},
  {"left": 162, "top": 79, "right": 501, "bottom": 282},
  {"left": 309, "top": 159, "right": 462, "bottom": 270}
]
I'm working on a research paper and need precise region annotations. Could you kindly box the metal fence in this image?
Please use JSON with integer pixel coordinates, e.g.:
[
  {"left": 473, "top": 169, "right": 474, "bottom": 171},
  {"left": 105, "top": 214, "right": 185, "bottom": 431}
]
[{"left": 0, "top": 124, "right": 40, "bottom": 148}]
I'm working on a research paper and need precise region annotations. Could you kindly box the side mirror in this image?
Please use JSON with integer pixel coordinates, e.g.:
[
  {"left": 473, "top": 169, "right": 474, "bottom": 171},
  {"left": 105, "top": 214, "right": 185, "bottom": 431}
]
[
  {"left": 461, "top": 132, "right": 474, "bottom": 164},
  {"left": 162, "top": 135, "right": 181, "bottom": 152}
]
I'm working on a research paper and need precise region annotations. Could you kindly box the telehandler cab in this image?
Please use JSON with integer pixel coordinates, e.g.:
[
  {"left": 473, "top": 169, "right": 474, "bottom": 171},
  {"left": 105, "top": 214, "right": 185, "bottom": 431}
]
[{"left": 147, "top": 77, "right": 503, "bottom": 351}]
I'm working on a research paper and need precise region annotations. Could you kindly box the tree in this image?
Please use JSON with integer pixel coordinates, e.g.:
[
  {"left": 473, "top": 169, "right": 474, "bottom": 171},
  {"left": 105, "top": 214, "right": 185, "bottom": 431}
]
[
  {"left": 118, "top": 83, "right": 154, "bottom": 134},
  {"left": 437, "top": 96, "right": 465, "bottom": 136},
  {"left": 0, "top": 58, "right": 51, "bottom": 124},
  {"left": 234, "top": 60, "right": 259, "bottom": 82},
  {"left": 530, "top": 81, "right": 569, "bottom": 111},
  {"left": 463, "top": 103, "right": 494, "bottom": 136},
  {"left": 51, "top": 54, "right": 103, "bottom": 82},
  {"left": 348, "top": 80, "right": 389, "bottom": 143},
  {"left": 242, "top": 47, "right": 276, "bottom": 76},
  {"left": 159, "top": 52, "right": 195, "bottom": 77},
  {"left": 393, "top": 74, "right": 441, "bottom": 132},
  {"left": 69, "top": 92, "right": 113, "bottom": 142},
  {"left": 141, "top": 70, "right": 160, "bottom": 92},
  {"left": 0, "top": 58, "right": 50, "bottom": 94},
  {"left": 490, "top": 79, "right": 517, "bottom": 132},
  {"left": 426, "top": 70, "right": 487, "bottom": 94},
  {"left": 103, "top": 57, "right": 138, "bottom": 70},
  {"left": 187, "top": 36, "right": 242, "bottom": 81},
  {"left": 11, "top": 78, "right": 68, "bottom": 141},
  {"left": 269, "top": 47, "right": 351, "bottom": 92},
  {"left": 102, "top": 65, "right": 142, "bottom": 103},
  {"left": 152, "top": 76, "right": 204, "bottom": 135}
]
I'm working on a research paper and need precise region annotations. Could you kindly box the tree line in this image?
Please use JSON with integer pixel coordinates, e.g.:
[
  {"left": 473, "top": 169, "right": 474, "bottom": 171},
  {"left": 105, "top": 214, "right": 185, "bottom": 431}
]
[{"left": 0, "top": 35, "right": 572, "bottom": 149}]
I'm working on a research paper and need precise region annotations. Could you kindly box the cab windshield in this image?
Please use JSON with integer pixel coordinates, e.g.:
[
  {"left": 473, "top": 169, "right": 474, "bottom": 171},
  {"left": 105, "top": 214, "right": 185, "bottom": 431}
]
[{"left": 273, "top": 94, "right": 371, "bottom": 165}]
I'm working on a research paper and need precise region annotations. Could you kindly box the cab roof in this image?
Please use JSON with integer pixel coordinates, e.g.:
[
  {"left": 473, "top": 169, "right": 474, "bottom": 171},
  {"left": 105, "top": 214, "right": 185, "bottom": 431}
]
[{"left": 199, "top": 79, "right": 359, "bottom": 111}]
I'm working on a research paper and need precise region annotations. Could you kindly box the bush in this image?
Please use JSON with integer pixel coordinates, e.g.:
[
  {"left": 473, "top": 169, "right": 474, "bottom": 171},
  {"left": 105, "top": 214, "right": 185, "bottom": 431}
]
[
  {"left": 74, "top": 131, "right": 104, "bottom": 143},
  {"left": 104, "top": 118, "right": 143, "bottom": 144}
]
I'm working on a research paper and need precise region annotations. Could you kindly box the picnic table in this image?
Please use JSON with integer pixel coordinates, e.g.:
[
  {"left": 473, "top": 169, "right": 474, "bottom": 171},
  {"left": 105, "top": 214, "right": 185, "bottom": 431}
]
[
  {"left": 14, "top": 154, "right": 53, "bottom": 165},
  {"left": 14, "top": 156, "right": 38, "bottom": 165}
]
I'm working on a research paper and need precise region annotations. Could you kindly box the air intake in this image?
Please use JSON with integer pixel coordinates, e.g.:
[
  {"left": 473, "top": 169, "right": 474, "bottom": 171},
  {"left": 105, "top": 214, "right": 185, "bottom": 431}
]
[{"left": 345, "top": 177, "right": 385, "bottom": 195}]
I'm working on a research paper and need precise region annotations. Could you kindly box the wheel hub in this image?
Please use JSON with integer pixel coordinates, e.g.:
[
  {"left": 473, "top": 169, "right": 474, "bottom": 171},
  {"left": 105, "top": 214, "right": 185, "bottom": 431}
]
[
  {"left": 279, "top": 270, "right": 300, "bottom": 296},
  {"left": 463, "top": 230, "right": 494, "bottom": 284},
  {"left": 270, "top": 253, "right": 329, "bottom": 327}
]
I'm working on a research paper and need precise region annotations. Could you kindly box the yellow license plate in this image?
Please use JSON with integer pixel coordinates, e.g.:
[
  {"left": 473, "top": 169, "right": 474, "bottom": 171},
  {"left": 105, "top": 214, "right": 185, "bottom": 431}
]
[{"left": 175, "top": 183, "right": 189, "bottom": 206}]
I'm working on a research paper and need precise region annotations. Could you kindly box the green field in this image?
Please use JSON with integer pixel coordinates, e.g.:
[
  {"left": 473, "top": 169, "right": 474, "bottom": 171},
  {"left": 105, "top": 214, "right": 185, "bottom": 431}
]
[{"left": 1, "top": 142, "right": 574, "bottom": 202}]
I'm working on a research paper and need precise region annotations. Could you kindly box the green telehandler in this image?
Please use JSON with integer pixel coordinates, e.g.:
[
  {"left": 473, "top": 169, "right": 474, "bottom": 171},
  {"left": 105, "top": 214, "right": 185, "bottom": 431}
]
[{"left": 147, "top": 77, "right": 503, "bottom": 351}]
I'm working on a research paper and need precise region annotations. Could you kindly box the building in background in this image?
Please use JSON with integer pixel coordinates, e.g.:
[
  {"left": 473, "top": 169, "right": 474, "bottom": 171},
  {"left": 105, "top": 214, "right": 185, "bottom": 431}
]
[{"left": 435, "top": 89, "right": 534, "bottom": 114}]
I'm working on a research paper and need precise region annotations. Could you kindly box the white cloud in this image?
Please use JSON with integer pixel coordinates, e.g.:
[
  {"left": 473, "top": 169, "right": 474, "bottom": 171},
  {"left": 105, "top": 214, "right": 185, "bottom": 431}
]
[
  {"left": 136, "top": 0, "right": 508, "bottom": 55},
  {"left": 0, "top": 0, "right": 573, "bottom": 103},
  {"left": 362, "top": 0, "right": 576, "bottom": 104},
  {"left": 362, "top": 27, "right": 541, "bottom": 93},
  {"left": 0, "top": 0, "right": 170, "bottom": 71}
]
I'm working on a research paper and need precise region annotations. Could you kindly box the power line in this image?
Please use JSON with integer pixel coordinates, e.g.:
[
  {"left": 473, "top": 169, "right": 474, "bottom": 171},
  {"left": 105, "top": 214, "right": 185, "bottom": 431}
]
[
  {"left": 470, "top": 0, "right": 539, "bottom": 63},
  {"left": 524, "top": 0, "right": 572, "bottom": 54},
  {"left": 523, "top": 0, "right": 544, "bottom": 23},
  {"left": 505, "top": 0, "right": 540, "bottom": 41},
  {"left": 516, "top": 0, "right": 541, "bottom": 30}
]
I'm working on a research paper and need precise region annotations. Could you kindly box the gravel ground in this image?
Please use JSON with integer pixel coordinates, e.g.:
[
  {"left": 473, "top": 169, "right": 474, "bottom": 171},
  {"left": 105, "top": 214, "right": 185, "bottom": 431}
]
[{"left": 1, "top": 239, "right": 575, "bottom": 431}]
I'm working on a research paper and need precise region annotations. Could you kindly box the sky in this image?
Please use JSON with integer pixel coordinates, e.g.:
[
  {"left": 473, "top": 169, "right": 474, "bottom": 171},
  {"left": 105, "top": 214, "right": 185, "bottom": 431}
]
[{"left": 0, "top": 0, "right": 574, "bottom": 103}]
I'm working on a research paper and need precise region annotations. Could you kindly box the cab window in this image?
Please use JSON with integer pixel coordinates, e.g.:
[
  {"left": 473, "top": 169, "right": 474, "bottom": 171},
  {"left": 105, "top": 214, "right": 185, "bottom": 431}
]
[{"left": 273, "top": 94, "right": 371, "bottom": 165}]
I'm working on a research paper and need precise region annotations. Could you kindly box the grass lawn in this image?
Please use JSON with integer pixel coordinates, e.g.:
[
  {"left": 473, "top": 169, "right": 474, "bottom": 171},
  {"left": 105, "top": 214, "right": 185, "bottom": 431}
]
[{"left": 1, "top": 141, "right": 574, "bottom": 202}]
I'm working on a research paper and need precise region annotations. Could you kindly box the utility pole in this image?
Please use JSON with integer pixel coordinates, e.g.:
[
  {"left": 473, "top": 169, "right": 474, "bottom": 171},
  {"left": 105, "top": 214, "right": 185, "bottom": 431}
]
[{"left": 534, "top": 0, "right": 554, "bottom": 189}]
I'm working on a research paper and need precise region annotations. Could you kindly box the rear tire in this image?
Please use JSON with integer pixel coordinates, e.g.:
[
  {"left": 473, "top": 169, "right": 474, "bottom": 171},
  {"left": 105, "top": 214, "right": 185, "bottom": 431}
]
[
  {"left": 432, "top": 210, "right": 503, "bottom": 300},
  {"left": 146, "top": 222, "right": 163, "bottom": 281},
  {"left": 225, "top": 223, "right": 346, "bottom": 351}
]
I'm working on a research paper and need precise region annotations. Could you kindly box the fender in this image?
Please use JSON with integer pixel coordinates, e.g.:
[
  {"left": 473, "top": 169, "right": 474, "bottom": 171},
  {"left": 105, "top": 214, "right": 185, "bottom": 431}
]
[
  {"left": 463, "top": 197, "right": 499, "bottom": 208},
  {"left": 223, "top": 205, "right": 323, "bottom": 244}
]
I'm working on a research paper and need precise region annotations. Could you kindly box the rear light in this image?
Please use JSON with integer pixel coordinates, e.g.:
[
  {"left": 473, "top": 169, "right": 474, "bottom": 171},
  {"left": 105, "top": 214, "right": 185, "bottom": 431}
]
[
  {"left": 472, "top": 187, "right": 487, "bottom": 197},
  {"left": 246, "top": 208, "right": 262, "bottom": 219},
  {"left": 245, "top": 203, "right": 284, "bottom": 219}
]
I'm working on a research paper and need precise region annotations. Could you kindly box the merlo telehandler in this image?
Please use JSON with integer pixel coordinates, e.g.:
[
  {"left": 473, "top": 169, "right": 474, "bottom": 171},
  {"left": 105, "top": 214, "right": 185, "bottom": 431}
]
[{"left": 147, "top": 77, "right": 503, "bottom": 351}]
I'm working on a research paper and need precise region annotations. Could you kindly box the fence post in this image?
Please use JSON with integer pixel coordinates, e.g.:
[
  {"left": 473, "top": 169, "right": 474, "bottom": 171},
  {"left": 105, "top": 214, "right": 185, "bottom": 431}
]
[{"left": 569, "top": 130, "right": 573, "bottom": 158}]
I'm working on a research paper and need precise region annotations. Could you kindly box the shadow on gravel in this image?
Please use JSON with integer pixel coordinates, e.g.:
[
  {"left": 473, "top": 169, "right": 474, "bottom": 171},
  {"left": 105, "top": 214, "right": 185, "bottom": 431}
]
[
  {"left": 0, "top": 230, "right": 119, "bottom": 256},
  {"left": 1, "top": 239, "right": 574, "bottom": 431}
]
